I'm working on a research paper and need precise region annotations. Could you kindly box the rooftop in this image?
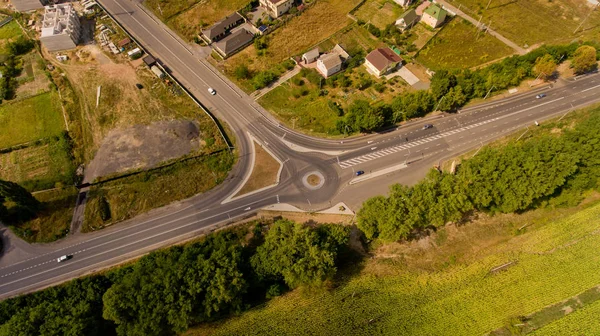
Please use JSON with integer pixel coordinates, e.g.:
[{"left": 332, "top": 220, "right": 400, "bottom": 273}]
[
  {"left": 214, "top": 28, "right": 254, "bottom": 55},
  {"left": 366, "top": 47, "right": 403, "bottom": 71},
  {"left": 424, "top": 4, "right": 446, "bottom": 20},
  {"left": 319, "top": 53, "right": 342, "bottom": 69},
  {"left": 202, "top": 12, "right": 243, "bottom": 40}
]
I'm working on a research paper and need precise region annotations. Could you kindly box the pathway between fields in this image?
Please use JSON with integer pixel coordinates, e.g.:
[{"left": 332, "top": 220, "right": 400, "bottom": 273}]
[
  {"left": 435, "top": 0, "right": 527, "bottom": 55},
  {"left": 252, "top": 66, "right": 301, "bottom": 100}
]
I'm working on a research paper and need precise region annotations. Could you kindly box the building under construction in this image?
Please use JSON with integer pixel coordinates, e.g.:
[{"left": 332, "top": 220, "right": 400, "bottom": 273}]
[{"left": 40, "top": 4, "right": 81, "bottom": 52}]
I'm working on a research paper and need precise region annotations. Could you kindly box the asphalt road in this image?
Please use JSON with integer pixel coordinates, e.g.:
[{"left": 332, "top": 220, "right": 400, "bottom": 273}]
[{"left": 0, "top": 0, "right": 599, "bottom": 299}]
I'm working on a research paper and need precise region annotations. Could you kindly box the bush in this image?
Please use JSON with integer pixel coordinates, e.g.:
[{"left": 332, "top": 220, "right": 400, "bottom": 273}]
[
  {"left": 234, "top": 64, "right": 251, "bottom": 80},
  {"left": 252, "top": 71, "right": 276, "bottom": 89}
]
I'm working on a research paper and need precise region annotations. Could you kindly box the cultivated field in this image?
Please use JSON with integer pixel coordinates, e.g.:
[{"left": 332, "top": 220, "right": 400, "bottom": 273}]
[
  {"left": 189, "top": 197, "right": 600, "bottom": 335},
  {"left": 167, "top": 0, "right": 249, "bottom": 40},
  {"left": 354, "top": 0, "right": 404, "bottom": 30},
  {"left": 445, "top": 0, "right": 600, "bottom": 46},
  {"left": 0, "top": 138, "right": 74, "bottom": 191},
  {"left": 416, "top": 18, "right": 514, "bottom": 70},
  {"left": 0, "top": 91, "right": 65, "bottom": 148}
]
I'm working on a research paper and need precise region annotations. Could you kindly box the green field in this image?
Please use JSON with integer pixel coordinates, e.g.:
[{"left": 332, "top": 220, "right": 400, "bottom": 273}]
[
  {"left": 530, "top": 297, "right": 600, "bottom": 335},
  {"left": 354, "top": 0, "right": 404, "bottom": 30},
  {"left": 0, "top": 20, "right": 23, "bottom": 52},
  {"left": 0, "top": 91, "right": 65, "bottom": 148},
  {"left": 189, "top": 199, "right": 600, "bottom": 335},
  {"left": 416, "top": 18, "right": 514, "bottom": 70},
  {"left": 445, "top": 0, "right": 600, "bottom": 46}
]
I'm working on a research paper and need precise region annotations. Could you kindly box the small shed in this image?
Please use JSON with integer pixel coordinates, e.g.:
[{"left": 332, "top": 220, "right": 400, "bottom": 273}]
[
  {"left": 258, "top": 25, "right": 268, "bottom": 34},
  {"left": 150, "top": 65, "right": 165, "bottom": 79},
  {"left": 117, "top": 38, "right": 131, "bottom": 48},
  {"left": 143, "top": 55, "right": 156, "bottom": 67},
  {"left": 302, "top": 47, "right": 320, "bottom": 64}
]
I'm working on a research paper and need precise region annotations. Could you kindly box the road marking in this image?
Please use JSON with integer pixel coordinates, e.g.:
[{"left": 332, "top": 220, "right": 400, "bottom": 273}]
[{"left": 581, "top": 84, "right": 600, "bottom": 92}]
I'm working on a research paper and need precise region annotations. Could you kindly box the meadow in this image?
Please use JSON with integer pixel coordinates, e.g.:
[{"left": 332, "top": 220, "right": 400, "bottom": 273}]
[
  {"left": 445, "top": 0, "right": 600, "bottom": 46},
  {"left": 189, "top": 198, "right": 600, "bottom": 335},
  {"left": 416, "top": 17, "right": 514, "bottom": 70},
  {"left": 167, "top": 0, "right": 249, "bottom": 40},
  {"left": 0, "top": 91, "right": 65, "bottom": 148},
  {"left": 0, "top": 20, "right": 22, "bottom": 52}
]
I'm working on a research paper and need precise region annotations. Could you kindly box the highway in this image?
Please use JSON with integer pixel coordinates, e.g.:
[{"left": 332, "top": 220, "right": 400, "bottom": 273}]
[{"left": 0, "top": 0, "right": 599, "bottom": 299}]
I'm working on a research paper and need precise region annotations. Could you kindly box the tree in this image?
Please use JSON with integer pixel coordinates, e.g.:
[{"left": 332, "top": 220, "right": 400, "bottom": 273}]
[
  {"left": 430, "top": 70, "right": 457, "bottom": 100},
  {"left": 438, "top": 85, "right": 467, "bottom": 111},
  {"left": 252, "top": 71, "right": 276, "bottom": 89},
  {"left": 233, "top": 64, "right": 251, "bottom": 79},
  {"left": 0, "top": 179, "right": 40, "bottom": 223},
  {"left": 251, "top": 220, "right": 348, "bottom": 288},
  {"left": 345, "top": 100, "right": 385, "bottom": 132},
  {"left": 571, "top": 45, "right": 597, "bottom": 74},
  {"left": 533, "top": 54, "right": 557, "bottom": 80}
]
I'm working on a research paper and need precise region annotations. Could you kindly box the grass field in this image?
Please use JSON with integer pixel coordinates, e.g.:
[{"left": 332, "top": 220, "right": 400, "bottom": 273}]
[
  {"left": 235, "top": 141, "right": 280, "bottom": 197},
  {"left": 83, "top": 151, "right": 234, "bottom": 232},
  {"left": 416, "top": 18, "right": 514, "bottom": 70},
  {"left": 167, "top": 0, "right": 249, "bottom": 40},
  {"left": 317, "top": 23, "right": 381, "bottom": 56},
  {"left": 0, "top": 138, "right": 75, "bottom": 192},
  {"left": 188, "top": 196, "right": 600, "bottom": 335},
  {"left": 354, "top": 0, "right": 404, "bottom": 30},
  {"left": 219, "top": 0, "right": 361, "bottom": 92},
  {"left": 445, "top": 0, "right": 600, "bottom": 46},
  {"left": 530, "top": 297, "right": 600, "bottom": 335},
  {"left": 9, "top": 188, "right": 78, "bottom": 243},
  {"left": 0, "top": 91, "right": 65, "bottom": 148},
  {"left": 0, "top": 20, "right": 23, "bottom": 53}
]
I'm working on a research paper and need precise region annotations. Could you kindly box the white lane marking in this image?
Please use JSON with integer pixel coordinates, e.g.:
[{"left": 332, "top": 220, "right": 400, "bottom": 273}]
[{"left": 337, "top": 97, "right": 565, "bottom": 168}]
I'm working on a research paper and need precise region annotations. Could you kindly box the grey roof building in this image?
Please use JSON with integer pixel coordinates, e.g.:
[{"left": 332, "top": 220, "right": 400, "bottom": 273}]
[
  {"left": 40, "top": 4, "right": 81, "bottom": 52},
  {"left": 201, "top": 12, "right": 245, "bottom": 43},
  {"left": 213, "top": 29, "right": 254, "bottom": 58},
  {"left": 11, "top": 0, "right": 45, "bottom": 12}
]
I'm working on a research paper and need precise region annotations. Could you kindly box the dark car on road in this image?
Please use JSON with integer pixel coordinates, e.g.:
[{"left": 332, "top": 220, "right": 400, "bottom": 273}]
[
  {"left": 422, "top": 124, "right": 433, "bottom": 130},
  {"left": 536, "top": 93, "right": 546, "bottom": 99},
  {"left": 356, "top": 170, "right": 365, "bottom": 176}
]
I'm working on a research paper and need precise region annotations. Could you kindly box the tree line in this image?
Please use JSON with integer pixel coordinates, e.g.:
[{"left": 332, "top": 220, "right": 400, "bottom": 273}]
[
  {"left": 357, "top": 111, "right": 600, "bottom": 242},
  {"left": 325, "top": 43, "right": 598, "bottom": 134},
  {"left": 0, "top": 220, "right": 350, "bottom": 336}
]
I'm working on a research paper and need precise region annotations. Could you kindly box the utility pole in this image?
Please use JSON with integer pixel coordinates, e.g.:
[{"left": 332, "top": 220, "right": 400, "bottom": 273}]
[
  {"left": 486, "top": 0, "right": 493, "bottom": 10},
  {"left": 157, "top": 3, "right": 163, "bottom": 16},
  {"left": 484, "top": 85, "right": 496, "bottom": 99},
  {"left": 435, "top": 95, "right": 446, "bottom": 111},
  {"left": 404, "top": 148, "right": 411, "bottom": 165}
]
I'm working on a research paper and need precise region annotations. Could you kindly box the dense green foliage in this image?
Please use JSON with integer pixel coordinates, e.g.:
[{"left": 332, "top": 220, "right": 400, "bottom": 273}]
[
  {"left": 358, "top": 112, "right": 600, "bottom": 241},
  {"left": 0, "top": 36, "right": 35, "bottom": 101},
  {"left": 571, "top": 45, "right": 598, "bottom": 74},
  {"left": 0, "top": 220, "right": 350, "bottom": 336}
]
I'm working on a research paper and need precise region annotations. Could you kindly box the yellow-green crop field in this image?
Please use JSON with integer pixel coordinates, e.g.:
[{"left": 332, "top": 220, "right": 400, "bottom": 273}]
[
  {"left": 530, "top": 297, "right": 600, "bottom": 335},
  {"left": 189, "top": 200, "right": 600, "bottom": 336}
]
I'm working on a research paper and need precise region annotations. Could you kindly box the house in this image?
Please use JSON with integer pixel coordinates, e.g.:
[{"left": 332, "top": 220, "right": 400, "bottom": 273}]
[
  {"left": 40, "top": 4, "right": 81, "bottom": 52},
  {"left": 259, "top": 0, "right": 294, "bottom": 19},
  {"left": 395, "top": 8, "right": 418, "bottom": 31},
  {"left": 393, "top": 0, "right": 414, "bottom": 7},
  {"left": 213, "top": 29, "right": 254, "bottom": 58},
  {"left": 317, "top": 54, "right": 342, "bottom": 78},
  {"left": 422, "top": 4, "right": 447, "bottom": 28},
  {"left": 302, "top": 48, "right": 320, "bottom": 64},
  {"left": 364, "top": 47, "right": 403, "bottom": 77},
  {"left": 117, "top": 37, "right": 131, "bottom": 48},
  {"left": 201, "top": 12, "right": 245, "bottom": 43},
  {"left": 316, "top": 44, "right": 349, "bottom": 78}
]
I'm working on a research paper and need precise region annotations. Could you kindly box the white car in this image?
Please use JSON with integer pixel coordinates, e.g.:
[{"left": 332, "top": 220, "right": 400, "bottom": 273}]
[
  {"left": 57, "top": 255, "right": 69, "bottom": 263},
  {"left": 208, "top": 87, "right": 216, "bottom": 95}
]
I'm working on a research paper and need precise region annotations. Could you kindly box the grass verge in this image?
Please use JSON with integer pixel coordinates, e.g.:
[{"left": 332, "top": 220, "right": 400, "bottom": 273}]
[
  {"left": 234, "top": 140, "right": 280, "bottom": 197},
  {"left": 9, "top": 187, "right": 78, "bottom": 243},
  {"left": 0, "top": 91, "right": 65, "bottom": 148},
  {"left": 354, "top": 0, "right": 404, "bottom": 30},
  {"left": 83, "top": 151, "right": 234, "bottom": 232},
  {"left": 187, "top": 194, "right": 600, "bottom": 336},
  {"left": 416, "top": 17, "right": 514, "bottom": 70}
]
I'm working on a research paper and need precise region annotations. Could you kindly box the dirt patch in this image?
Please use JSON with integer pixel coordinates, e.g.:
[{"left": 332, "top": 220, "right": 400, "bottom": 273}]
[
  {"left": 235, "top": 141, "right": 280, "bottom": 197},
  {"left": 257, "top": 210, "right": 355, "bottom": 226},
  {"left": 306, "top": 174, "right": 321, "bottom": 186},
  {"left": 85, "top": 120, "right": 203, "bottom": 182}
]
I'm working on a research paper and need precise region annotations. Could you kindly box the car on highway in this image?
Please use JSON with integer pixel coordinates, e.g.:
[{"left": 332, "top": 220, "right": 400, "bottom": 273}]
[
  {"left": 536, "top": 93, "right": 546, "bottom": 99},
  {"left": 208, "top": 87, "right": 216, "bottom": 95},
  {"left": 422, "top": 124, "right": 434, "bottom": 130},
  {"left": 356, "top": 170, "right": 365, "bottom": 176},
  {"left": 57, "top": 255, "right": 71, "bottom": 263}
]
